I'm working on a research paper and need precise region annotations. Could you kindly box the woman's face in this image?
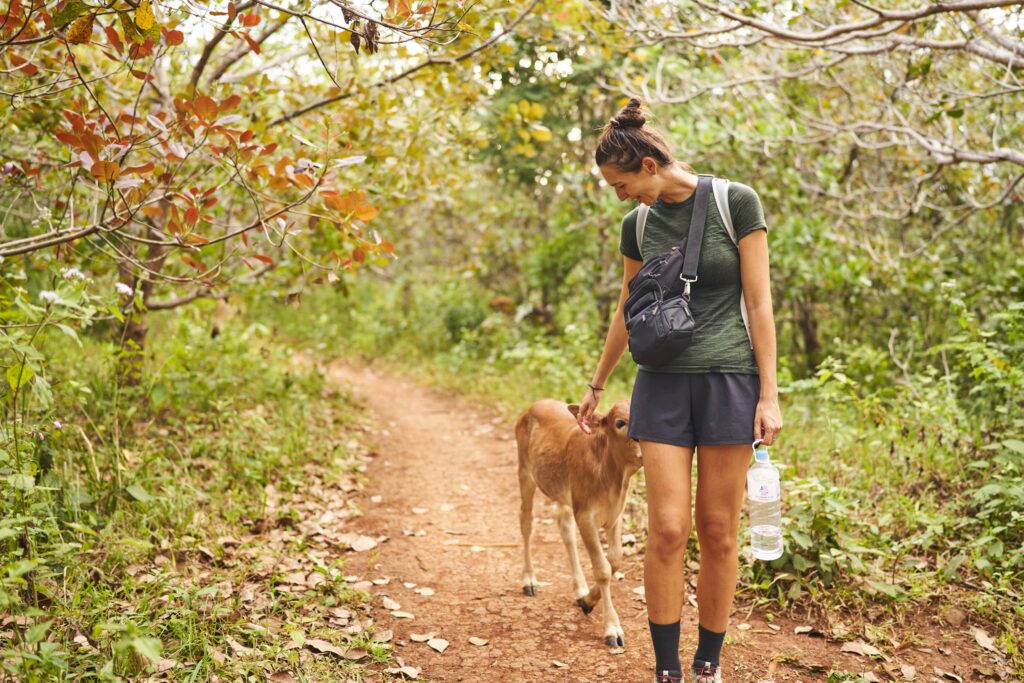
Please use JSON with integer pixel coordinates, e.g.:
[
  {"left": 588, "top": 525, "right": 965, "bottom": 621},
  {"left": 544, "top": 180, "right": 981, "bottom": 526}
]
[{"left": 599, "top": 159, "right": 661, "bottom": 205}]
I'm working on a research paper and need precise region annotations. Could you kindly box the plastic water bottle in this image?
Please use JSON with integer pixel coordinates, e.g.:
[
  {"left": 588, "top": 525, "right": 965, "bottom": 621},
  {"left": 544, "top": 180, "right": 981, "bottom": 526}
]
[{"left": 747, "top": 444, "right": 783, "bottom": 561}]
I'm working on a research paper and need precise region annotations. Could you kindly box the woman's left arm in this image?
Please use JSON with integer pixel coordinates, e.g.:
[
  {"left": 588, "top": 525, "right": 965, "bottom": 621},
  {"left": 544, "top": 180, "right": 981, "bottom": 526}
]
[{"left": 739, "top": 229, "right": 783, "bottom": 446}]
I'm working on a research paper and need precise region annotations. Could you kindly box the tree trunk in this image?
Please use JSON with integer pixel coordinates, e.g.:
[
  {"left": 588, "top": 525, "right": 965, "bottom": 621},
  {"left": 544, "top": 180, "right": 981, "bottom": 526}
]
[{"left": 796, "top": 298, "right": 823, "bottom": 372}]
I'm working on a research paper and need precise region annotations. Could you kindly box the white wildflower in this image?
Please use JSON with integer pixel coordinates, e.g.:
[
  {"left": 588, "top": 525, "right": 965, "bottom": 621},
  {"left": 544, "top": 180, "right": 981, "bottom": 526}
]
[
  {"left": 115, "top": 282, "right": 134, "bottom": 296},
  {"left": 53, "top": 420, "right": 63, "bottom": 429},
  {"left": 39, "top": 290, "right": 60, "bottom": 304},
  {"left": 61, "top": 267, "right": 86, "bottom": 281}
]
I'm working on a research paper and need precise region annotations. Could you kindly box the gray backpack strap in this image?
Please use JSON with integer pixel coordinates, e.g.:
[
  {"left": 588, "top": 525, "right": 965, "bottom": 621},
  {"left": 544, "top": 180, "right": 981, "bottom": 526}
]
[
  {"left": 712, "top": 178, "right": 752, "bottom": 348},
  {"left": 635, "top": 204, "right": 650, "bottom": 261}
]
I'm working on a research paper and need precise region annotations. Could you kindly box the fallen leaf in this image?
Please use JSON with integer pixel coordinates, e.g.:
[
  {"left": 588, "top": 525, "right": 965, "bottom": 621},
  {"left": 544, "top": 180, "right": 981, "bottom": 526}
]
[
  {"left": 736, "top": 623, "right": 751, "bottom": 631},
  {"left": 225, "top": 636, "right": 255, "bottom": 657},
  {"left": 415, "top": 587, "right": 435, "bottom": 596},
  {"left": 553, "top": 660, "right": 569, "bottom": 668},
  {"left": 372, "top": 577, "right": 391, "bottom": 585},
  {"left": 427, "top": 637, "right": 449, "bottom": 653},
  {"left": 342, "top": 648, "right": 368, "bottom": 661},
  {"left": 384, "top": 665, "right": 420, "bottom": 679},
  {"left": 412, "top": 507, "right": 429, "bottom": 515},
  {"left": 970, "top": 626, "right": 1000, "bottom": 654},
  {"left": 305, "top": 638, "right": 345, "bottom": 658},
  {"left": 841, "top": 640, "right": 883, "bottom": 658},
  {"left": 269, "top": 671, "right": 297, "bottom": 683},
  {"left": 767, "top": 624, "right": 780, "bottom": 631},
  {"left": 410, "top": 633, "right": 434, "bottom": 642},
  {"left": 795, "top": 625, "right": 813, "bottom": 634},
  {"left": 381, "top": 596, "right": 401, "bottom": 610},
  {"left": 281, "top": 571, "right": 307, "bottom": 586},
  {"left": 901, "top": 664, "right": 917, "bottom": 679},
  {"left": 350, "top": 535, "right": 377, "bottom": 552},
  {"left": 468, "top": 636, "right": 488, "bottom": 646},
  {"left": 374, "top": 629, "right": 394, "bottom": 643},
  {"left": 861, "top": 673, "right": 881, "bottom": 682},
  {"left": 933, "top": 667, "right": 962, "bottom": 682},
  {"left": 391, "top": 610, "right": 415, "bottom": 619}
]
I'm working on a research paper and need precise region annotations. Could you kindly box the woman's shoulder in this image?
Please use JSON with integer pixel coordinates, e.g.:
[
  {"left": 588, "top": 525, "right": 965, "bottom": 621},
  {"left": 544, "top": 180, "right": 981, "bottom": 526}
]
[
  {"left": 620, "top": 205, "right": 642, "bottom": 230},
  {"left": 726, "top": 180, "right": 761, "bottom": 204}
]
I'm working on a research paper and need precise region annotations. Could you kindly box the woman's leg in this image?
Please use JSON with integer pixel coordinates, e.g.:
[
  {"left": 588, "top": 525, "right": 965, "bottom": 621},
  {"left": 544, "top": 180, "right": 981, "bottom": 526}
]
[
  {"left": 693, "top": 443, "right": 750, "bottom": 629},
  {"left": 642, "top": 440, "right": 695, "bottom": 623}
]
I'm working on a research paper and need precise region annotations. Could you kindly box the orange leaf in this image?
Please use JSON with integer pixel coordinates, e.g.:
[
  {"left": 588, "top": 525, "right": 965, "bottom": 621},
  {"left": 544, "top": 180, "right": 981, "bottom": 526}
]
[
  {"left": 227, "top": 1, "right": 236, "bottom": 22},
  {"left": 104, "top": 25, "right": 123, "bottom": 52},
  {"left": 181, "top": 253, "right": 204, "bottom": 270},
  {"left": 294, "top": 172, "right": 315, "bottom": 189},
  {"left": 351, "top": 247, "right": 365, "bottom": 262},
  {"left": 194, "top": 95, "right": 217, "bottom": 120},
  {"left": 221, "top": 94, "right": 241, "bottom": 111},
  {"left": 164, "top": 28, "right": 183, "bottom": 45},
  {"left": 240, "top": 130, "right": 253, "bottom": 143},
  {"left": 184, "top": 233, "right": 208, "bottom": 245},
  {"left": 240, "top": 30, "right": 260, "bottom": 54},
  {"left": 380, "top": 240, "right": 394, "bottom": 254},
  {"left": 355, "top": 204, "right": 379, "bottom": 222},
  {"left": 90, "top": 160, "right": 121, "bottom": 181},
  {"left": 55, "top": 131, "right": 80, "bottom": 147},
  {"left": 252, "top": 254, "right": 274, "bottom": 264},
  {"left": 239, "top": 12, "right": 260, "bottom": 27},
  {"left": 184, "top": 206, "right": 199, "bottom": 225},
  {"left": 124, "top": 162, "right": 154, "bottom": 175}
]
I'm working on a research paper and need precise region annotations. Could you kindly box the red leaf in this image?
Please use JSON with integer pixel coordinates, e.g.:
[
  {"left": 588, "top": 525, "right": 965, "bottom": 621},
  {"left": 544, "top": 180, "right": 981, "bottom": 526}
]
[
  {"left": 104, "top": 25, "right": 123, "bottom": 53},
  {"left": 130, "top": 68, "right": 153, "bottom": 81},
  {"left": 181, "top": 253, "right": 204, "bottom": 270},
  {"left": 55, "top": 131, "right": 80, "bottom": 147},
  {"left": 184, "top": 206, "right": 199, "bottom": 225},
  {"left": 240, "top": 30, "right": 261, "bottom": 54},
  {"left": 63, "top": 109, "right": 85, "bottom": 133},
  {"left": 227, "top": 1, "right": 237, "bottom": 22},
  {"left": 221, "top": 94, "right": 242, "bottom": 111},
  {"left": 239, "top": 12, "right": 260, "bottom": 27},
  {"left": 164, "top": 28, "right": 184, "bottom": 45},
  {"left": 252, "top": 254, "right": 274, "bottom": 264},
  {"left": 240, "top": 130, "right": 254, "bottom": 143}
]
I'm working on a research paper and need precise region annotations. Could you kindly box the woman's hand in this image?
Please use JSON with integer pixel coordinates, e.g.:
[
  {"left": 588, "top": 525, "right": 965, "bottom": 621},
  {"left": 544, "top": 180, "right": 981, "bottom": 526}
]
[
  {"left": 576, "top": 388, "right": 600, "bottom": 434},
  {"left": 754, "top": 397, "right": 783, "bottom": 446}
]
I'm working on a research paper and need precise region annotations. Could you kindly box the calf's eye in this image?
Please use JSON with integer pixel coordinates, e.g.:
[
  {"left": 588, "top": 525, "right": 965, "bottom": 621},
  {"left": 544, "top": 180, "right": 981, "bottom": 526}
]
[{"left": 615, "top": 419, "right": 627, "bottom": 429}]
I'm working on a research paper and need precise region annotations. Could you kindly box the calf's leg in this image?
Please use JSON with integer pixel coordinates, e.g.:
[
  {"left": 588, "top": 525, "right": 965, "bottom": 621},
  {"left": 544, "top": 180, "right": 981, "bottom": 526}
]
[
  {"left": 518, "top": 465, "right": 540, "bottom": 596},
  {"left": 576, "top": 512, "right": 626, "bottom": 648},
  {"left": 556, "top": 504, "right": 588, "bottom": 600}
]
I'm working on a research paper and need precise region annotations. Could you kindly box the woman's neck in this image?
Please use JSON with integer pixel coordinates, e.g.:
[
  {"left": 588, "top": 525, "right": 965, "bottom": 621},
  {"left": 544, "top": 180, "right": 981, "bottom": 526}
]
[{"left": 658, "top": 163, "right": 699, "bottom": 204}]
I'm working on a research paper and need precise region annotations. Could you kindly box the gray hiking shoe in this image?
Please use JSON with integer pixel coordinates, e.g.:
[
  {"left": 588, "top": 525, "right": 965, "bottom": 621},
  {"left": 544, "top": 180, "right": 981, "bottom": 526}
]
[
  {"left": 653, "top": 671, "right": 684, "bottom": 683},
  {"left": 692, "top": 661, "right": 722, "bottom": 683}
]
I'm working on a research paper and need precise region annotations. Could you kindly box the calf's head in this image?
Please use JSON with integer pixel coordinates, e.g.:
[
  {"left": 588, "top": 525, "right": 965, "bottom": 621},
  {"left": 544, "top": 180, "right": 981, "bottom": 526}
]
[{"left": 568, "top": 400, "right": 642, "bottom": 469}]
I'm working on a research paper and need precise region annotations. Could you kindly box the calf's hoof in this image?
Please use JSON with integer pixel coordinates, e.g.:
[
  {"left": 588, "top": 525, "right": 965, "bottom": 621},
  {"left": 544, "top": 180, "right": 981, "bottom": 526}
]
[
  {"left": 522, "top": 585, "right": 537, "bottom": 596},
  {"left": 575, "top": 597, "right": 594, "bottom": 615},
  {"left": 604, "top": 633, "right": 625, "bottom": 647}
]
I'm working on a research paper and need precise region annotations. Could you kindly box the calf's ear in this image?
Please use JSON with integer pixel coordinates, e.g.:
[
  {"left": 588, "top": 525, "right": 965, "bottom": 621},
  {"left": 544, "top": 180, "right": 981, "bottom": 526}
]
[{"left": 567, "top": 404, "right": 581, "bottom": 418}]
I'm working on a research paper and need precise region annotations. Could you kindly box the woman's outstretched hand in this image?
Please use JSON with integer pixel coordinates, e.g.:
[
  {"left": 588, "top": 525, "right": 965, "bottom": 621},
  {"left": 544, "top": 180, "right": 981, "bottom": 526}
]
[{"left": 576, "top": 388, "right": 600, "bottom": 434}]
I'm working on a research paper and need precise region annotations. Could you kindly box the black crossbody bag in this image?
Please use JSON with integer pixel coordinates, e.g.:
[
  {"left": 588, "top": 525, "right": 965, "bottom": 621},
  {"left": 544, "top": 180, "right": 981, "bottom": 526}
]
[{"left": 622, "top": 174, "right": 712, "bottom": 366}]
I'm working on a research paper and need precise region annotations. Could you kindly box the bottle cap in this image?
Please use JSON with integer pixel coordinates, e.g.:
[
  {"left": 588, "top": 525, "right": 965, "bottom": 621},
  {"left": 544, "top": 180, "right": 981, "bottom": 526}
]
[{"left": 754, "top": 448, "right": 770, "bottom": 463}]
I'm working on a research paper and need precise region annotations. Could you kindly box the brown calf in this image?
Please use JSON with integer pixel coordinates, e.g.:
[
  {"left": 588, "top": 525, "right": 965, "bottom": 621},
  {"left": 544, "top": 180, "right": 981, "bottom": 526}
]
[{"left": 515, "top": 399, "right": 642, "bottom": 648}]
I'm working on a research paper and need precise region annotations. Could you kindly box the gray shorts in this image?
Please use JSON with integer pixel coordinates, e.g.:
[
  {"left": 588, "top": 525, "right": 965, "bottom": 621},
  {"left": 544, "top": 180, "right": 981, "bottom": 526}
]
[{"left": 628, "top": 371, "right": 760, "bottom": 448}]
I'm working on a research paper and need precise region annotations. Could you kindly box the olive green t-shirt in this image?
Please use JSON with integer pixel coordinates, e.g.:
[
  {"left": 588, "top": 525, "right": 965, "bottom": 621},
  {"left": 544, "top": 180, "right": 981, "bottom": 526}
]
[{"left": 619, "top": 181, "right": 767, "bottom": 374}]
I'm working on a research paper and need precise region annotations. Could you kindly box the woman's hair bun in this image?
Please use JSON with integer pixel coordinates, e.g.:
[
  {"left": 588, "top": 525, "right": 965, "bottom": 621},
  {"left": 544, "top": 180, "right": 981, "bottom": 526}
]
[{"left": 610, "top": 98, "right": 646, "bottom": 129}]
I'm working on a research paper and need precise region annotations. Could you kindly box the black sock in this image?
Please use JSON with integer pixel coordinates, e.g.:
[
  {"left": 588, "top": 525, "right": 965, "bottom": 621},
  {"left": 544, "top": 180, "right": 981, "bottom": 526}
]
[
  {"left": 693, "top": 624, "right": 726, "bottom": 667},
  {"left": 648, "top": 619, "right": 681, "bottom": 674}
]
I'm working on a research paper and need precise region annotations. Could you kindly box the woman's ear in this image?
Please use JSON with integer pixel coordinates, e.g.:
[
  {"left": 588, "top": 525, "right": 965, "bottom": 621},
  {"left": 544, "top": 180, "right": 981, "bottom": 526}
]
[{"left": 642, "top": 156, "right": 658, "bottom": 175}]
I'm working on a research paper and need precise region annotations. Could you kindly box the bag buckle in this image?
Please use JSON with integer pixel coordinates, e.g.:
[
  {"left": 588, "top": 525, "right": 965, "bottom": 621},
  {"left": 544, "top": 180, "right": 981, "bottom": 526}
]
[{"left": 680, "top": 276, "right": 697, "bottom": 298}]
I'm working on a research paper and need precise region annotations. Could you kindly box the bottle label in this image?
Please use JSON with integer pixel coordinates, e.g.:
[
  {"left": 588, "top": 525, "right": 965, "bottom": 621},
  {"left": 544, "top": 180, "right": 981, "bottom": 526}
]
[{"left": 749, "top": 481, "right": 779, "bottom": 501}]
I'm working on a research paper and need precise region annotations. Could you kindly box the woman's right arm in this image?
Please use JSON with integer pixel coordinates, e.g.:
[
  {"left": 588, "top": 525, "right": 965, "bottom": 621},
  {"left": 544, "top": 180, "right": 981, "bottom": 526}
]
[{"left": 577, "top": 255, "right": 644, "bottom": 433}]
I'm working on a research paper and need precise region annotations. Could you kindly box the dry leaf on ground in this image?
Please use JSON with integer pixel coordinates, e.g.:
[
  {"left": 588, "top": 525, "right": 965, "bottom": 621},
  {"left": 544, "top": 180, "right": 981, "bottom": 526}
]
[{"left": 841, "top": 640, "right": 884, "bottom": 658}]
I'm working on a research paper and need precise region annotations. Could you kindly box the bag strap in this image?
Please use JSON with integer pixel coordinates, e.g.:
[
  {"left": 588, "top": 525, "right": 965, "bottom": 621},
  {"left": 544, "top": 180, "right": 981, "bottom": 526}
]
[
  {"left": 680, "top": 174, "right": 713, "bottom": 297},
  {"left": 711, "top": 177, "right": 753, "bottom": 348},
  {"left": 635, "top": 204, "right": 650, "bottom": 260}
]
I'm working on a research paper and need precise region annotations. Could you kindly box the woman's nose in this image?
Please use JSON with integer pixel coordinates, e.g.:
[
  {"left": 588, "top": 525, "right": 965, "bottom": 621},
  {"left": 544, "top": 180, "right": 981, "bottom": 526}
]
[{"left": 615, "top": 189, "right": 628, "bottom": 201}]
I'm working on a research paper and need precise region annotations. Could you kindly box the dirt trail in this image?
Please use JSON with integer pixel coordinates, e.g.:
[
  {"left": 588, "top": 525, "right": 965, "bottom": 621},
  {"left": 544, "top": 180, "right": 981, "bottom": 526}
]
[{"left": 328, "top": 361, "right": 988, "bottom": 683}]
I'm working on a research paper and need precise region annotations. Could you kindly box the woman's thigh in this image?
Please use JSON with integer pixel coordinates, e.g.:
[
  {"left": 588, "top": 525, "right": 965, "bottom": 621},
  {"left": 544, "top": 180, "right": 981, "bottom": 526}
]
[
  {"left": 641, "top": 440, "right": 695, "bottom": 529},
  {"left": 694, "top": 444, "right": 750, "bottom": 534}
]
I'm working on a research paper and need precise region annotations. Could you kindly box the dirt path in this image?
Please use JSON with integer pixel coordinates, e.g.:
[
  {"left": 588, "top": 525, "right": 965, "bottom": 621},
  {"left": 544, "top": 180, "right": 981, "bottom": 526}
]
[{"left": 328, "top": 361, "right": 994, "bottom": 683}]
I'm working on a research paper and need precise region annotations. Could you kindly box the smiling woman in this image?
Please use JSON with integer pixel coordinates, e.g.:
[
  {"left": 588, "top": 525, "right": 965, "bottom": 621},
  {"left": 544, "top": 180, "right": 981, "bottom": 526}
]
[{"left": 577, "top": 98, "right": 782, "bottom": 683}]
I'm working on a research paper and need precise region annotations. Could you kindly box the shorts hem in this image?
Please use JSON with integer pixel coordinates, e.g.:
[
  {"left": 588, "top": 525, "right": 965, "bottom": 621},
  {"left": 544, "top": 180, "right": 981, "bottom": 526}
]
[
  {"left": 696, "top": 438, "right": 756, "bottom": 447},
  {"left": 629, "top": 431, "right": 696, "bottom": 449}
]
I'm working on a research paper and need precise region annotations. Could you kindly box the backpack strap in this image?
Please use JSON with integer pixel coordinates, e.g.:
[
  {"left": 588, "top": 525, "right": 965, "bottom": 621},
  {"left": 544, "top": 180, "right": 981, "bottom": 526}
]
[
  {"left": 711, "top": 177, "right": 752, "bottom": 348},
  {"left": 635, "top": 204, "right": 650, "bottom": 261}
]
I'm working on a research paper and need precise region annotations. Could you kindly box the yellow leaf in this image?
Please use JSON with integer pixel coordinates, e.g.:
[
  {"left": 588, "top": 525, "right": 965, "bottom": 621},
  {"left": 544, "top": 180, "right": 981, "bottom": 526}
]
[
  {"left": 135, "top": 0, "right": 155, "bottom": 31},
  {"left": 518, "top": 100, "right": 531, "bottom": 116},
  {"left": 530, "top": 126, "right": 552, "bottom": 143},
  {"left": 517, "top": 128, "right": 531, "bottom": 143},
  {"left": 66, "top": 13, "right": 94, "bottom": 44},
  {"left": 529, "top": 102, "right": 544, "bottom": 119}
]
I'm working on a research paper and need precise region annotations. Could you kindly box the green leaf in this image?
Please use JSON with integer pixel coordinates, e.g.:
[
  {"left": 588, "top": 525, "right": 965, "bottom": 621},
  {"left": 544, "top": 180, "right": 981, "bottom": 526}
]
[
  {"left": 941, "top": 554, "right": 966, "bottom": 581},
  {"left": 52, "top": 1, "right": 91, "bottom": 28},
  {"left": 7, "top": 363, "right": 35, "bottom": 391},
  {"left": 128, "top": 636, "right": 161, "bottom": 663},
  {"left": 125, "top": 484, "right": 154, "bottom": 502},
  {"left": 56, "top": 323, "right": 82, "bottom": 347},
  {"left": 6, "top": 474, "right": 34, "bottom": 491},
  {"left": 1001, "top": 439, "right": 1024, "bottom": 456},
  {"left": 25, "top": 621, "right": 52, "bottom": 644}
]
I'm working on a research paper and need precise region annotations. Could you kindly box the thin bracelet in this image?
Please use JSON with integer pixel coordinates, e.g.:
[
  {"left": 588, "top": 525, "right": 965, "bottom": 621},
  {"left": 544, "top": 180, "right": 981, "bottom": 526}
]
[{"left": 587, "top": 383, "right": 604, "bottom": 394}]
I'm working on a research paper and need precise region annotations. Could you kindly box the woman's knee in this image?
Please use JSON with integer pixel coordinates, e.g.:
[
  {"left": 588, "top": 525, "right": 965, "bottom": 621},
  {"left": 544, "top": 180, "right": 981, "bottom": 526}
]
[
  {"left": 695, "top": 516, "right": 739, "bottom": 557},
  {"left": 647, "top": 517, "right": 691, "bottom": 559}
]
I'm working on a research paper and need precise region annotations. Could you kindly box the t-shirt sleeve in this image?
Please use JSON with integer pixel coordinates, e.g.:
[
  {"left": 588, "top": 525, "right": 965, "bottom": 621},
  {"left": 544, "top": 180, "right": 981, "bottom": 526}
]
[
  {"left": 618, "top": 207, "right": 643, "bottom": 261},
  {"left": 728, "top": 182, "right": 767, "bottom": 241}
]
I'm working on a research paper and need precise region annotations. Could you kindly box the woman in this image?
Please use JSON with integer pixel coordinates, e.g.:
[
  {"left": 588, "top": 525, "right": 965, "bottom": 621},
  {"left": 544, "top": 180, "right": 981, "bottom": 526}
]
[{"left": 576, "top": 99, "right": 783, "bottom": 683}]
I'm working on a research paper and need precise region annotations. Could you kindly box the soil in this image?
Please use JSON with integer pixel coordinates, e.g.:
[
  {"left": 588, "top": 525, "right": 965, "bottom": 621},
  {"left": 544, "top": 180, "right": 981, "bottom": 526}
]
[{"left": 328, "top": 361, "right": 1007, "bottom": 683}]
